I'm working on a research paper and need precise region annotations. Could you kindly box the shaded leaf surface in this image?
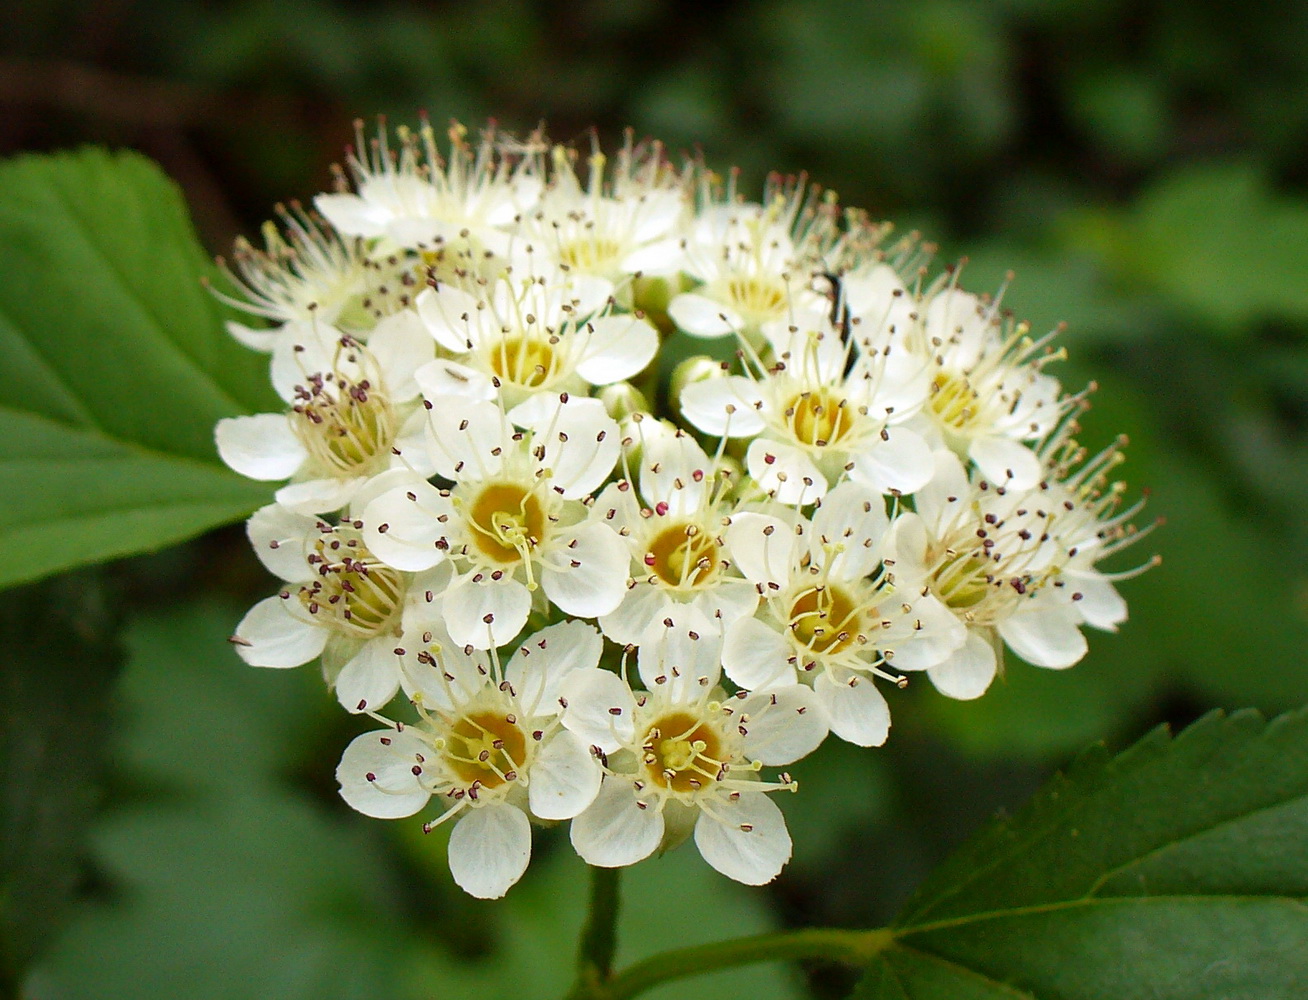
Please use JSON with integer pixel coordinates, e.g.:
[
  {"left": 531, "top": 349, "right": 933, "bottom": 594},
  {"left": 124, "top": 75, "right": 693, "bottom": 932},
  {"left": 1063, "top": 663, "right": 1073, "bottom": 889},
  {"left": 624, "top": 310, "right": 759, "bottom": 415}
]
[{"left": 0, "top": 573, "right": 120, "bottom": 991}]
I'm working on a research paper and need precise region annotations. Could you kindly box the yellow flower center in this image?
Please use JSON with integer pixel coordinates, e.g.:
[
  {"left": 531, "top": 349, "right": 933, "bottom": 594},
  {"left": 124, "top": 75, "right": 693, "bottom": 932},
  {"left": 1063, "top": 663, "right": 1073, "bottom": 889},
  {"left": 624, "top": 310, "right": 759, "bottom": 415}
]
[
  {"left": 558, "top": 237, "right": 623, "bottom": 274},
  {"left": 444, "top": 710, "right": 528, "bottom": 789},
  {"left": 292, "top": 373, "right": 397, "bottom": 475},
  {"left": 645, "top": 522, "right": 719, "bottom": 590},
  {"left": 784, "top": 388, "right": 853, "bottom": 448},
  {"left": 642, "top": 711, "right": 724, "bottom": 793},
  {"left": 467, "top": 483, "right": 547, "bottom": 564},
  {"left": 720, "top": 274, "right": 788, "bottom": 322},
  {"left": 298, "top": 534, "right": 403, "bottom": 638},
  {"left": 933, "top": 552, "right": 994, "bottom": 611},
  {"left": 929, "top": 372, "right": 979, "bottom": 431},
  {"left": 787, "top": 585, "right": 862, "bottom": 655},
  {"left": 489, "top": 336, "right": 565, "bottom": 389}
]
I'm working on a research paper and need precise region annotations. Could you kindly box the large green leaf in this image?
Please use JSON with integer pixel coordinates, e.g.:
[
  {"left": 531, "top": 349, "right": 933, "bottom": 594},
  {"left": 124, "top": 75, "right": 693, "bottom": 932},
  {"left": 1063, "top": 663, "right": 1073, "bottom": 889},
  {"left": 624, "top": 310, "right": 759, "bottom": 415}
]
[
  {"left": 0, "top": 148, "right": 275, "bottom": 589},
  {"left": 854, "top": 709, "right": 1308, "bottom": 999}
]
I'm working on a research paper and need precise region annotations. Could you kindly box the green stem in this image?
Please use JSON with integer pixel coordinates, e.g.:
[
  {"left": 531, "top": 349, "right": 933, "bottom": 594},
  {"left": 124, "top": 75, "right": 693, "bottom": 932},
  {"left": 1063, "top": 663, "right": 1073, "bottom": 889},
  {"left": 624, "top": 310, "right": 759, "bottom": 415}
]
[
  {"left": 599, "top": 926, "right": 894, "bottom": 1000},
  {"left": 569, "top": 865, "right": 623, "bottom": 998}
]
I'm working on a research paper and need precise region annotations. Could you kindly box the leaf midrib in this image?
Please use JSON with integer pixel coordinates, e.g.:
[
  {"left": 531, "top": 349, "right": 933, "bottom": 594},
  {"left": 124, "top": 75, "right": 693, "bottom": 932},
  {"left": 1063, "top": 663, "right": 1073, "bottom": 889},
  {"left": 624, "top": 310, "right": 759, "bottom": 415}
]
[{"left": 897, "top": 892, "right": 1308, "bottom": 939}]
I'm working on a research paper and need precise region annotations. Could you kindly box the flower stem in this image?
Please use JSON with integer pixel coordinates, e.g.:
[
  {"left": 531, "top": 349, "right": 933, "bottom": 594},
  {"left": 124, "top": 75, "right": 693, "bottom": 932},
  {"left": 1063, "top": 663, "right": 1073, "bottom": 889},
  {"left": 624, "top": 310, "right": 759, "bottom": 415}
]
[
  {"left": 569, "top": 865, "right": 623, "bottom": 998},
  {"left": 600, "top": 926, "right": 894, "bottom": 1000}
]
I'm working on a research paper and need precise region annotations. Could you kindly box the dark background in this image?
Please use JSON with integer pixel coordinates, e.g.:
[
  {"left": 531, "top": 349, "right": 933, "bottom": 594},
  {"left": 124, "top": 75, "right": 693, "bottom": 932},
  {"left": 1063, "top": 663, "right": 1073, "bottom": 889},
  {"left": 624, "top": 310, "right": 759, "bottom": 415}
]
[{"left": 5, "top": 2, "right": 1308, "bottom": 997}]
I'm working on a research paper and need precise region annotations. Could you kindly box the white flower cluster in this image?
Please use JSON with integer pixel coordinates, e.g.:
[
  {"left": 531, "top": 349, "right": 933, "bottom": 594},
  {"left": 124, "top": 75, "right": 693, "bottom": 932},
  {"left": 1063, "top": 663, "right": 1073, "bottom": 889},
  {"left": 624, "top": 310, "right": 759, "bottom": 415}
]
[{"left": 219, "top": 119, "right": 1152, "bottom": 899}]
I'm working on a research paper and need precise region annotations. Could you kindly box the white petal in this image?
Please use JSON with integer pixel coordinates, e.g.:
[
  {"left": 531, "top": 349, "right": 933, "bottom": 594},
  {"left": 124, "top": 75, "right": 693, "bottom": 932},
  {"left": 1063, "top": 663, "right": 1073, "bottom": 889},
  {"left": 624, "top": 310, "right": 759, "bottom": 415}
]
[
  {"left": 809, "top": 481, "right": 888, "bottom": 579},
  {"left": 444, "top": 578, "right": 532, "bottom": 649},
  {"left": 927, "top": 630, "right": 998, "bottom": 700},
  {"left": 1063, "top": 568, "right": 1128, "bottom": 630},
  {"left": 226, "top": 320, "right": 280, "bottom": 352},
  {"left": 233, "top": 595, "right": 327, "bottom": 668},
  {"left": 693, "top": 793, "right": 790, "bottom": 885},
  {"left": 924, "top": 288, "right": 991, "bottom": 368},
  {"left": 599, "top": 584, "right": 669, "bottom": 647},
  {"left": 448, "top": 802, "right": 532, "bottom": 899},
  {"left": 576, "top": 314, "right": 659, "bottom": 385},
  {"left": 414, "top": 358, "right": 496, "bottom": 403},
  {"left": 333, "top": 639, "right": 402, "bottom": 713},
  {"left": 336, "top": 729, "right": 431, "bottom": 819},
  {"left": 529, "top": 730, "right": 602, "bottom": 821},
  {"left": 391, "top": 407, "right": 438, "bottom": 477},
  {"left": 215, "top": 414, "right": 305, "bottom": 481},
  {"left": 559, "top": 669, "right": 636, "bottom": 752},
  {"left": 722, "top": 616, "right": 795, "bottom": 690},
  {"left": 246, "top": 503, "right": 317, "bottom": 581},
  {"left": 505, "top": 619, "right": 603, "bottom": 715},
  {"left": 747, "top": 438, "right": 828, "bottom": 505},
  {"left": 269, "top": 321, "right": 347, "bottom": 401},
  {"left": 705, "top": 577, "right": 762, "bottom": 630},
  {"left": 679, "top": 377, "right": 767, "bottom": 437},
  {"left": 530, "top": 399, "right": 621, "bottom": 499},
  {"left": 570, "top": 777, "right": 664, "bottom": 868},
  {"left": 426, "top": 398, "right": 509, "bottom": 481},
  {"left": 621, "top": 237, "right": 685, "bottom": 274},
  {"left": 998, "top": 605, "right": 1088, "bottom": 669},
  {"left": 636, "top": 608, "right": 722, "bottom": 697},
  {"left": 668, "top": 291, "right": 741, "bottom": 338},
  {"left": 542, "top": 523, "right": 627, "bottom": 618},
  {"left": 368, "top": 310, "right": 437, "bottom": 400},
  {"left": 415, "top": 283, "right": 489, "bottom": 353},
  {"left": 314, "top": 192, "right": 390, "bottom": 238},
  {"left": 849, "top": 426, "right": 935, "bottom": 496},
  {"left": 362, "top": 479, "right": 454, "bottom": 572},
  {"left": 968, "top": 435, "right": 1043, "bottom": 491},
  {"left": 724, "top": 512, "right": 797, "bottom": 588},
  {"left": 883, "top": 594, "right": 967, "bottom": 672},
  {"left": 736, "top": 686, "right": 826, "bottom": 764},
  {"left": 863, "top": 343, "right": 932, "bottom": 418},
  {"left": 845, "top": 263, "right": 910, "bottom": 325},
  {"left": 912, "top": 450, "right": 971, "bottom": 529},
  {"left": 883, "top": 511, "right": 932, "bottom": 578},
  {"left": 814, "top": 671, "right": 891, "bottom": 747},
  {"left": 274, "top": 476, "right": 360, "bottom": 515},
  {"left": 639, "top": 430, "right": 710, "bottom": 515}
]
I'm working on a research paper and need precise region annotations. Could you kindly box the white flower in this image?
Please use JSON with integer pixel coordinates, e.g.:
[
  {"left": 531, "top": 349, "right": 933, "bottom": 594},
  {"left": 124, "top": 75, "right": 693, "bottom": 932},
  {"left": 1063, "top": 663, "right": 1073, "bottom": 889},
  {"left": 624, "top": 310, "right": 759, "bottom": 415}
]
[
  {"left": 914, "top": 285, "right": 1075, "bottom": 490},
  {"left": 361, "top": 395, "right": 627, "bottom": 648},
  {"left": 513, "top": 138, "right": 691, "bottom": 283},
  {"left": 336, "top": 620, "right": 604, "bottom": 898},
  {"left": 887, "top": 448, "right": 1150, "bottom": 700},
  {"left": 216, "top": 317, "right": 436, "bottom": 514},
  {"left": 315, "top": 119, "right": 543, "bottom": 256},
  {"left": 412, "top": 272, "right": 657, "bottom": 410},
  {"left": 592, "top": 423, "right": 758, "bottom": 644},
  {"left": 230, "top": 503, "right": 443, "bottom": 713},
  {"left": 721, "top": 481, "right": 965, "bottom": 746},
  {"left": 839, "top": 260, "right": 922, "bottom": 351},
  {"left": 666, "top": 192, "right": 824, "bottom": 342},
  {"left": 213, "top": 203, "right": 373, "bottom": 351},
  {"left": 679, "top": 311, "right": 934, "bottom": 503},
  {"left": 561, "top": 620, "right": 824, "bottom": 884}
]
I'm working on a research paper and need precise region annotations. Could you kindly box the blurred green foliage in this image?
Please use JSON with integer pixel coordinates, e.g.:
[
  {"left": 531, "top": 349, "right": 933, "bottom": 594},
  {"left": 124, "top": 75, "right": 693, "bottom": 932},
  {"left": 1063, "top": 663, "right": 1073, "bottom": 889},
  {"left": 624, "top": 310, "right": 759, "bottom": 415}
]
[{"left": 3, "top": 0, "right": 1308, "bottom": 995}]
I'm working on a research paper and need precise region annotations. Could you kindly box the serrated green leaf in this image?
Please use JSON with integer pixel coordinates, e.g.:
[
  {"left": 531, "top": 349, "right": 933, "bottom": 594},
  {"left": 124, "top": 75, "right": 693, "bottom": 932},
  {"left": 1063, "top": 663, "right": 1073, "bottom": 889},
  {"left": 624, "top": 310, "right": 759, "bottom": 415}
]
[
  {"left": 0, "top": 148, "right": 276, "bottom": 588},
  {"left": 852, "top": 709, "right": 1308, "bottom": 999}
]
